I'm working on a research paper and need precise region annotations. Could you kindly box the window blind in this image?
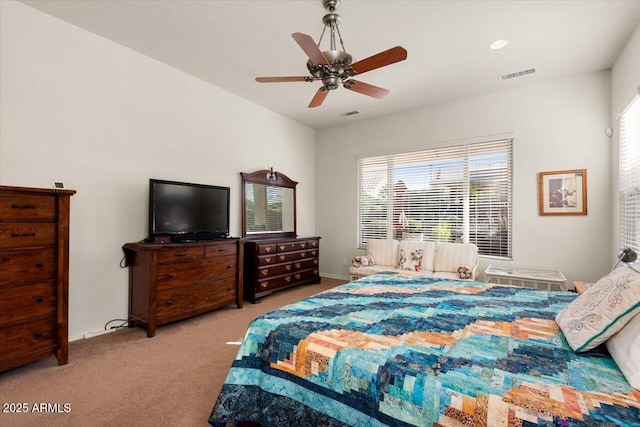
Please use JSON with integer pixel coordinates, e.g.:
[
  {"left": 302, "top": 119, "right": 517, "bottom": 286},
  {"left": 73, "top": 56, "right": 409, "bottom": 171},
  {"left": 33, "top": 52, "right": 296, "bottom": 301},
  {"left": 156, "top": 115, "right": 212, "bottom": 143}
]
[
  {"left": 357, "top": 139, "right": 512, "bottom": 259},
  {"left": 619, "top": 95, "right": 640, "bottom": 253}
]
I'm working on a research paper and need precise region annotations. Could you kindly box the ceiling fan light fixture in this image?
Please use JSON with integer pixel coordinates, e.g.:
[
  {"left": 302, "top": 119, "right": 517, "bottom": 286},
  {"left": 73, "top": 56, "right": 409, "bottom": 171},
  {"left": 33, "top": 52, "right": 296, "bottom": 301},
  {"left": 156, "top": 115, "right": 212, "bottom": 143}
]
[{"left": 255, "top": 0, "right": 407, "bottom": 108}]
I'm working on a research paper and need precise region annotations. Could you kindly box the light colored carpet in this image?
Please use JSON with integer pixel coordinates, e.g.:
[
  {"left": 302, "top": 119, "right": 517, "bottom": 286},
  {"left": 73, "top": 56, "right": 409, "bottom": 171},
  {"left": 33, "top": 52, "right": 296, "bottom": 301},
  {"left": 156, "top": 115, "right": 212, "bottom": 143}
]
[{"left": 0, "top": 278, "right": 346, "bottom": 427}]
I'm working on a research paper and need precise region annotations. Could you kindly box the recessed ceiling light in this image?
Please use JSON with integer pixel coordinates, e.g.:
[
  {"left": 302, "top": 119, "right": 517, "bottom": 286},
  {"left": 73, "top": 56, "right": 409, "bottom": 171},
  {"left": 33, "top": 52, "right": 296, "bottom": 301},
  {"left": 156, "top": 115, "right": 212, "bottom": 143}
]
[{"left": 489, "top": 39, "right": 508, "bottom": 50}]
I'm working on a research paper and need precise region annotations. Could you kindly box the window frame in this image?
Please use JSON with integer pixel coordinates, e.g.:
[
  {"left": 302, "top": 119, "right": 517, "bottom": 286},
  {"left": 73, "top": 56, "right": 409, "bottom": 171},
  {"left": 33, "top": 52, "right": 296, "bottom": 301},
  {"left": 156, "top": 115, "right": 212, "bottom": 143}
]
[
  {"left": 618, "top": 93, "right": 640, "bottom": 254},
  {"left": 356, "top": 137, "right": 513, "bottom": 260}
]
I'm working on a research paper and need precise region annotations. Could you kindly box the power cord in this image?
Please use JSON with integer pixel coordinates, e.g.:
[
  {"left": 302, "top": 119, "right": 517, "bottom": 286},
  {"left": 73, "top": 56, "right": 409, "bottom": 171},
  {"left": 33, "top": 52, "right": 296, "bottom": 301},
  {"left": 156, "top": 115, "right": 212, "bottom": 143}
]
[{"left": 104, "top": 319, "right": 129, "bottom": 331}]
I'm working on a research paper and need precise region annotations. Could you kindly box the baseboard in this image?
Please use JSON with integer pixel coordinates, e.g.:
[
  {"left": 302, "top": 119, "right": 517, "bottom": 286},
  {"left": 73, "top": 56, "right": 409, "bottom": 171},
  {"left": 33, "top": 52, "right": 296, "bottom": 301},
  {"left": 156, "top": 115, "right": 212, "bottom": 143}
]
[
  {"left": 321, "top": 274, "right": 350, "bottom": 281},
  {"left": 69, "top": 327, "right": 118, "bottom": 343}
]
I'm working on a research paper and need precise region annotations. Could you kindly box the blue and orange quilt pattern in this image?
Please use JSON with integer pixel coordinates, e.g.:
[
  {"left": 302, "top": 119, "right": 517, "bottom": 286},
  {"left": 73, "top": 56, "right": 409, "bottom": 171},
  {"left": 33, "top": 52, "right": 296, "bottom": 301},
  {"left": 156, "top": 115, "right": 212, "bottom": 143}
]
[{"left": 209, "top": 275, "right": 640, "bottom": 426}]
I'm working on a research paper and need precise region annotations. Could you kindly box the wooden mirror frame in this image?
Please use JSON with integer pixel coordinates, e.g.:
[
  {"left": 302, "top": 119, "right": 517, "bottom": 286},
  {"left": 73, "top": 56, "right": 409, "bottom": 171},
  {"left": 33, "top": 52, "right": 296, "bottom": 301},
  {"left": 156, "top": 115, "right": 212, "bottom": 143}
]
[{"left": 241, "top": 169, "right": 297, "bottom": 239}]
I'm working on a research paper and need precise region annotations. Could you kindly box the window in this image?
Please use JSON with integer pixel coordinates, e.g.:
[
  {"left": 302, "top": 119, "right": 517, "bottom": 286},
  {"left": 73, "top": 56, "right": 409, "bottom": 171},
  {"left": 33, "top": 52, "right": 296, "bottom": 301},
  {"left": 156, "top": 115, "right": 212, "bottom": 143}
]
[
  {"left": 357, "top": 139, "right": 512, "bottom": 259},
  {"left": 619, "top": 95, "right": 640, "bottom": 253}
]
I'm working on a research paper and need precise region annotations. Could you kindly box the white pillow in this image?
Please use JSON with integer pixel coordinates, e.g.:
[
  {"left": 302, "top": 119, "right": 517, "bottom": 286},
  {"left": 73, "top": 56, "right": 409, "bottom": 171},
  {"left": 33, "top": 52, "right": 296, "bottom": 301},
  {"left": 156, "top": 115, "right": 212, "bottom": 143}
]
[
  {"left": 555, "top": 266, "right": 640, "bottom": 352},
  {"left": 606, "top": 312, "right": 640, "bottom": 389},
  {"left": 366, "top": 239, "right": 399, "bottom": 267}
]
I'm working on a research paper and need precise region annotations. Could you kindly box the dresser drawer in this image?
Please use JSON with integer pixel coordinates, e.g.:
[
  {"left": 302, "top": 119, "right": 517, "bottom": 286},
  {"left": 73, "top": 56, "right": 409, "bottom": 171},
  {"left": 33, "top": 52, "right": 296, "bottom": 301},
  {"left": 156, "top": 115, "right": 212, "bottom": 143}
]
[
  {"left": 0, "top": 248, "right": 56, "bottom": 287},
  {"left": 156, "top": 280, "right": 236, "bottom": 320},
  {"left": 257, "top": 254, "right": 277, "bottom": 266},
  {"left": 156, "top": 256, "right": 236, "bottom": 291},
  {"left": 277, "top": 241, "right": 307, "bottom": 252},
  {"left": 205, "top": 243, "right": 237, "bottom": 258},
  {"left": 0, "top": 222, "right": 57, "bottom": 250},
  {"left": 257, "top": 263, "right": 293, "bottom": 278},
  {"left": 205, "top": 254, "right": 237, "bottom": 280},
  {"left": 276, "top": 251, "right": 307, "bottom": 263},
  {"left": 0, "top": 282, "right": 56, "bottom": 325},
  {"left": 292, "top": 258, "right": 319, "bottom": 271},
  {"left": 293, "top": 268, "right": 320, "bottom": 282},
  {"left": 306, "top": 239, "right": 319, "bottom": 249},
  {"left": 0, "top": 194, "right": 56, "bottom": 220},
  {"left": 0, "top": 316, "right": 57, "bottom": 362},
  {"left": 155, "top": 246, "right": 204, "bottom": 264},
  {"left": 256, "top": 244, "right": 277, "bottom": 255},
  {"left": 257, "top": 274, "right": 293, "bottom": 292},
  {"left": 307, "top": 249, "right": 319, "bottom": 258}
]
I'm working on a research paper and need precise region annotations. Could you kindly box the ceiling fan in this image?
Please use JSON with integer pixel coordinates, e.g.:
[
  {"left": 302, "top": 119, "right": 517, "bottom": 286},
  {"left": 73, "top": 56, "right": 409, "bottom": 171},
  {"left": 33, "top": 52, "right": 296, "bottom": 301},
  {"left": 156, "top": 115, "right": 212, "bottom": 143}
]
[{"left": 255, "top": 0, "right": 408, "bottom": 108}]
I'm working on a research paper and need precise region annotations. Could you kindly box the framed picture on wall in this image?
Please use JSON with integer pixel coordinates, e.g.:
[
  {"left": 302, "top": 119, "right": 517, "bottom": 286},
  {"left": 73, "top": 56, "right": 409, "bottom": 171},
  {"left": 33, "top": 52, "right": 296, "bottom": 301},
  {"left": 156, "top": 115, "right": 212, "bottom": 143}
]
[{"left": 538, "top": 169, "right": 587, "bottom": 216}]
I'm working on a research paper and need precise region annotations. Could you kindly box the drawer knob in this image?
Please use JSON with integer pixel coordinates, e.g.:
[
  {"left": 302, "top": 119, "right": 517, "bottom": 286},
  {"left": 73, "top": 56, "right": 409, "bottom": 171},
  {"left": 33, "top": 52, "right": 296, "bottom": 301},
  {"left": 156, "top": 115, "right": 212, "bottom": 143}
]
[
  {"left": 265, "top": 257, "right": 272, "bottom": 263},
  {"left": 12, "top": 232, "right": 36, "bottom": 238},
  {"left": 34, "top": 332, "right": 43, "bottom": 339},
  {"left": 265, "top": 247, "right": 272, "bottom": 253},
  {"left": 11, "top": 204, "right": 36, "bottom": 209},
  {"left": 227, "top": 264, "right": 233, "bottom": 269},
  {"left": 295, "top": 274, "right": 301, "bottom": 279},
  {"left": 167, "top": 299, "right": 174, "bottom": 305},
  {"left": 35, "top": 296, "right": 44, "bottom": 303},
  {"left": 285, "top": 276, "right": 291, "bottom": 282},
  {"left": 36, "top": 263, "right": 44, "bottom": 268},
  {"left": 261, "top": 282, "right": 268, "bottom": 288},
  {"left": 279, "top": 256, "right": 285, "bottom": 261},
  {"left": 285, "top": 265, "right": 291, "bottom": 271},
  {"left": 261, "top": 269, "right": 269, "bottom": 276},
  {"left": 295, "top": 263, "right": 301, "bottom": 268}
]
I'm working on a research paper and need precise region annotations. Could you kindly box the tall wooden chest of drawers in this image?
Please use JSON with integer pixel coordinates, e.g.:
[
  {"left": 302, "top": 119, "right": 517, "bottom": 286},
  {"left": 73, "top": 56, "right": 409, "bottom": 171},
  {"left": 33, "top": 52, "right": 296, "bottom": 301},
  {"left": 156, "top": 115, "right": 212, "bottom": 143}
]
[
  {"left": 123, "top": 239, "right": 242, "bottom": 337},
  {"left": 0, "top": 185, "right": 75, "bottom": 372},
  {"left": 244, "top": 237, "right": 320, "bottom": 303}
]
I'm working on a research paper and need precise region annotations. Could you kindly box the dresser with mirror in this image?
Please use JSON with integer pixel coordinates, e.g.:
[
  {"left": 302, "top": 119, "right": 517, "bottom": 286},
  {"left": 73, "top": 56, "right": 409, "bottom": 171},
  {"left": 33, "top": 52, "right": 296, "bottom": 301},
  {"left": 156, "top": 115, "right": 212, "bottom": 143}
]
[{"left": 241, "top": 169, "right": 320, "bottom": 303}]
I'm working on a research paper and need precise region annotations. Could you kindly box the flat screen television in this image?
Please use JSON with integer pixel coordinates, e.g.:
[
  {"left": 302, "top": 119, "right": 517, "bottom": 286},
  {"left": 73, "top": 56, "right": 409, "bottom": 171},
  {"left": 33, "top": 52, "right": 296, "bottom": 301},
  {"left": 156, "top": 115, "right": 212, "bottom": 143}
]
[{"left": 149, "top": 179, "right": 230, "bottom": 242}]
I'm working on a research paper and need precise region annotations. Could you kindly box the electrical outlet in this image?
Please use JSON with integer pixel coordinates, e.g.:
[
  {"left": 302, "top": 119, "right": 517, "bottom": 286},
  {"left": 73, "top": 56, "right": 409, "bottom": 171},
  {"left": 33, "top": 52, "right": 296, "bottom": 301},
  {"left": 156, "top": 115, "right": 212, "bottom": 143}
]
[{"left": 342, "top": 258, "right": 348, "bottom": 266}]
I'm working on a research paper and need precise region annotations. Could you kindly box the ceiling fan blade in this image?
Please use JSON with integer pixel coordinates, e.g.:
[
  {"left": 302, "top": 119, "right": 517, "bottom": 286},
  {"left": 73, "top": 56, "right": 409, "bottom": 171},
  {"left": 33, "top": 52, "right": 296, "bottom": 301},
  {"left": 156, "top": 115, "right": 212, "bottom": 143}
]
[
  {"left": 350, "top": 46, "right": 407, "bottom": 75},
  {"left": 292, "top": 32, "right": 330, "bottom": 66},
  {"left": 344, "top": 80, "right": 390, "bottom": 99},
  {"left": 256, "top": 76, "right": 308, "bottom": 83},
  {"left": 308, "top": 88, "right": 329, "bottom": 108}
]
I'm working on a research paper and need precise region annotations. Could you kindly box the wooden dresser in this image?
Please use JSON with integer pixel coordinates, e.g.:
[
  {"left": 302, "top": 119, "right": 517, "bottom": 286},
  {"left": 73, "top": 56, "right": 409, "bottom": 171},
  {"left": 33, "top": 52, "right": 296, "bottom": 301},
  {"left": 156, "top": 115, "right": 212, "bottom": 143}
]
[
  {"left": 244, "top": 237, "right": 320, "bottom": 303},
  {"left": 123, "top": 239, "right": 241, "bottom": 337},
  {"left": 0, "top": 185, "right": 75, "bottom": 372}
]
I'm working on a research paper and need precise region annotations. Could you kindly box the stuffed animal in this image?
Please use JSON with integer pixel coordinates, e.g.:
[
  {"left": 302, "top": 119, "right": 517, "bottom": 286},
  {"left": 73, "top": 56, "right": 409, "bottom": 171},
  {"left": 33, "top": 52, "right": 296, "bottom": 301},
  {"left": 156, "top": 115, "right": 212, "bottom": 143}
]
[
  {"left": 352, "top": 256, "right": 376, "bottom": 267},
  {"left": 457, "top": 265, "right": 473, "bottom": 280}
]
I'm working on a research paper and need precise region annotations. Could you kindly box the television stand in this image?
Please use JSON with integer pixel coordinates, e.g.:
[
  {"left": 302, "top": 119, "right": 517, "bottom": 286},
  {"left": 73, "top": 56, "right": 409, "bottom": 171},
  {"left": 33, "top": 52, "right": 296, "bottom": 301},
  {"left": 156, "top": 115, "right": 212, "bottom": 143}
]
[{"left": 123, "top": 239, "right": 241, "bottom": 337}]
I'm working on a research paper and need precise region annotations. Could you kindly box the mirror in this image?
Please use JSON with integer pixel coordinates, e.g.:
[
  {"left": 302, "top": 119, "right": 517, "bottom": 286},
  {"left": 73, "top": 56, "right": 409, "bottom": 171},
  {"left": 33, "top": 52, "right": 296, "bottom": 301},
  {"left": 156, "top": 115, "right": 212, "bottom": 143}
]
[{"left": 242, "top": 169, "right": 297, "bottom": 238}]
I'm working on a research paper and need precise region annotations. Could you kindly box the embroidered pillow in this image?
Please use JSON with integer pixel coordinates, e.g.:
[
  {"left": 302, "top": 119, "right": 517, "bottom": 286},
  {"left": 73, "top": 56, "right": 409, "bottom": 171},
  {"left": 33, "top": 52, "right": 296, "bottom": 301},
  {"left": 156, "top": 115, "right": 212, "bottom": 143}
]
[
  {"left": 398, "top": 248, "right": 423, "bottom": 272},
  {"left": 555, "top": 266, "right": 640, "bottom": 352}
]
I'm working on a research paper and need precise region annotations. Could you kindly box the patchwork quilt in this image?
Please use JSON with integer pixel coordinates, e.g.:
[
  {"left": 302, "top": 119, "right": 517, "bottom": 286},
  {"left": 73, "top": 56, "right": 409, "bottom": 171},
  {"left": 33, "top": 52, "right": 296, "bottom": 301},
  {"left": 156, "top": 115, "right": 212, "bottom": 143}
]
[{"left": 209, "top": 275, "right": 640, "bottom": 426}]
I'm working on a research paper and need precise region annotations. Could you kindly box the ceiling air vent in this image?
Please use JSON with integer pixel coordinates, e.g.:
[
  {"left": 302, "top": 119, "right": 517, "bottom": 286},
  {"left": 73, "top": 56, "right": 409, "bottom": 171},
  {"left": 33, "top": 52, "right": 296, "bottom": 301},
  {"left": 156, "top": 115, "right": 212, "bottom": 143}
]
[
  {"left": 341, "top": 110, "right": 360, "bottom": 117},
  {"left": 500, "top": 68, "right": 536, "bottom": 81}
]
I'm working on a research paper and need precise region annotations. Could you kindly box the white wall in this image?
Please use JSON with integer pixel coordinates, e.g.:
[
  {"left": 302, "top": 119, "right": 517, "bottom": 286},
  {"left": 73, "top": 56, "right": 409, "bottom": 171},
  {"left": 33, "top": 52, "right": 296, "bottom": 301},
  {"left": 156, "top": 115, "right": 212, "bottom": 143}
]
[
  {"left": 317, "top": 71, "right": 612, "bottom": 287},
  {"left": 610, "top": 23, "right": 640, "bottom": 255},
  {"left": 0, "top": 1, "right": 316, "bottom": 340}
]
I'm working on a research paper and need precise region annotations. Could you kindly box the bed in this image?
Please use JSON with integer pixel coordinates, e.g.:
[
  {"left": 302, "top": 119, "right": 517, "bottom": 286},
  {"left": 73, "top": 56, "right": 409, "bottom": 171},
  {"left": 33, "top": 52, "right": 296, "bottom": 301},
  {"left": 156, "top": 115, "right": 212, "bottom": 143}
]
[{"left": 209, "top": 274, "right": 640, "bottom": 426}]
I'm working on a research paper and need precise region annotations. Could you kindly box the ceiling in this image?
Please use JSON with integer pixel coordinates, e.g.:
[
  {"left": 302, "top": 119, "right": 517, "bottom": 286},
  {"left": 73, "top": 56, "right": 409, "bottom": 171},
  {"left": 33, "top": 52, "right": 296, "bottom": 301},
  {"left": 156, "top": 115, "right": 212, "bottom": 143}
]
[{"left": 20, "top": 0, "right": 640, "bottom": 129}]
